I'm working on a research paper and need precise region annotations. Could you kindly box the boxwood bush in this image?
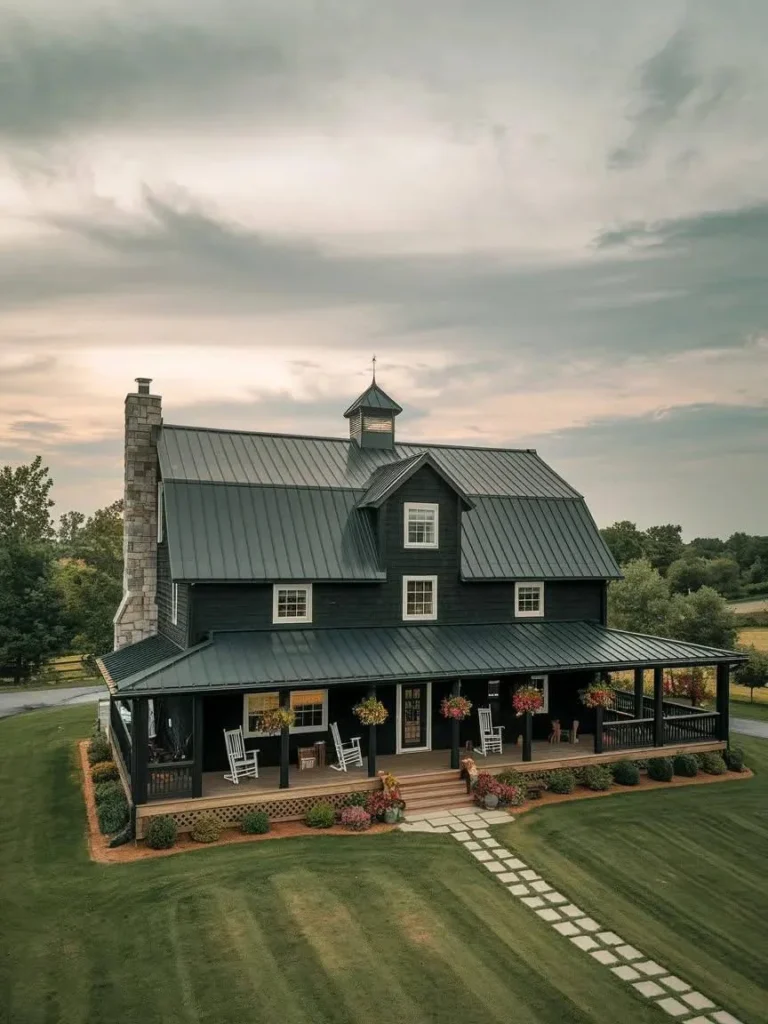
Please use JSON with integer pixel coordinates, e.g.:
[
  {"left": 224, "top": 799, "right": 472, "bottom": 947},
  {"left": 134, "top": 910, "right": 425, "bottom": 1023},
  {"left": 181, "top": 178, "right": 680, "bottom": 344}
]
[
  {"left": 87, "top": 733, "right": 112, "bottom": 766},
  {"left": 699, "top": 752, "right": 727, "bottom": 775},
  {"left": 97, "top": 794, "right": 129, "bottom": 835},
  {"left": 673, "top": 753, "right": 699, "bottom": 778},
  {"left": 647, "top": 757, "right": 674, "bottom": 782},
  {"left": 343, "top": 791, "right": 369, "bottom": 808},
  {"left": 91, "top": 761, "right": 119, "bottom": 784},
  {"left": 611, "top": 761, "right": 640, "bottom": 786},
  {"left": 305, "top": 802, "right": 336, "bottom": 828},
  {"left": 546, "top": 769, "right": 576, "bottom": 794},
  {"left": 145, "top": 815, "right": 178, "bottom": 850},
  {"left": 495, "top": 769, "right": 526, "bottom": 790},
  {"left": 190, "top": 813, "right": 222, "bottom": 843},
  {"left": 581, "top": 764, "right": 613, "bottom": 791},
  {"left": 94, "top": 780, "right": 123, "bottom": 806},
  {"left": 241, "top": 810, "right": 270, "bottom": 834},
  {"left": 725, "top": 746, "right": 745, "bottom": 772}
]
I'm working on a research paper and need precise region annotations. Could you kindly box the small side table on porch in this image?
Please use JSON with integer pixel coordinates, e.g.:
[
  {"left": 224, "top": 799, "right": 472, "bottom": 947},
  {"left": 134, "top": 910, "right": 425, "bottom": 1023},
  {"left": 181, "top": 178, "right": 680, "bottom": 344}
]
[{"left": 314, "top": 741, "right": 326, "bottom": 768}]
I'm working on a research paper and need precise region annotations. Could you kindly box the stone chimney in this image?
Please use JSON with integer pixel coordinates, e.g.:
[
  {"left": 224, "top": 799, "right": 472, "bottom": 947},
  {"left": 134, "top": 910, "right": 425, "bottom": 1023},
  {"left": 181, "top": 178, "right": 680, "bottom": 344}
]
[{"left": 113, "top": 378, "right": 162, "bottom": 649}]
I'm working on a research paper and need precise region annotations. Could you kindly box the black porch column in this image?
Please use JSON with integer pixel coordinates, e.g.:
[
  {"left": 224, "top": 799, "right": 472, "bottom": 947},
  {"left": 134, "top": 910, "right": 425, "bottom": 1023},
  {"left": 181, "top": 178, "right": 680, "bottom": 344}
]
[
  {"left": 450, "top": 679, "right": 461, "bottom": 770},
  {"left": 633, "top": 667, "right": 645, "bottom": 720},
  {"left": 130, "top": 697, "right": 149, "bottom": 805},
  {"left": 522, "top": 711, "right": 533, "bottom": 762},
  {"left": 367, "top": 685, "right": 377, "bottom": 778},
  {"left": 716, "top": 663, "right": 730, "bottom": 742},
  {"left": 594, "top": 706, "right": 604, "bottom": 754},
  {"left": 653, "top": 666, "right": 664, "bottom": 746},
  {"left": 192, "top": 695, "right": 204, "bottom": 798},
  {"left": 279, "top": 690, "right": 290, "bottom": 789}
]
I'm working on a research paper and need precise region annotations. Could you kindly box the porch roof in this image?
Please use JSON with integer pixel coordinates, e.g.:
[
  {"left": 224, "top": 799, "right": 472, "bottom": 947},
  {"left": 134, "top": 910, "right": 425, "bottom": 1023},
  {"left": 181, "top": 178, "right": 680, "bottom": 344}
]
[{"left": 102, "top": 620, "right": 745, "bottom": 697}]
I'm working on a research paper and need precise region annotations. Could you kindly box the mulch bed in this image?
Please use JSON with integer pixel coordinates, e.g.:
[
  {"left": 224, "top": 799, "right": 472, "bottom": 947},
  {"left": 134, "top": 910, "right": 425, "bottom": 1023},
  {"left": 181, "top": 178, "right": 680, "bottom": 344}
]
[{"left": 78, "top": 741, "right": 394, "bottom": 865}]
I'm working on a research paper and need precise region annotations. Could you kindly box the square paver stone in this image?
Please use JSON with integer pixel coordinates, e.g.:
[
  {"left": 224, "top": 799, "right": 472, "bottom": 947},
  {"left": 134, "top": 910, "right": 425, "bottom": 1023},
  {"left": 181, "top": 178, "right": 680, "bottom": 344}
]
[
  {"left": 636, "top": 961, "right": 666, "bottom": 977},
  {"left": 500, "top": 857, "right": 527, "bottom": 869},
  {"left": 459, "top": 819, "right": 485, "bottom": 829},
  {"left": 508, "top": 884, "right": 529, "bottom": 896},
  {"left": 427, "top": 817, "right": 457, "bottom": 826},
  {"left": 655, "top": 997, "right": 691, "bottom": 1017},
  {"left": 471, "top": 829, "right": 491, "bottom": 839},
  {"left": 521, "top": 896, "right": 545, "bottom": 909},
  {"left": 498, "top": 872, "right": 519, "bottom": 884},
  {"left": 616, "top": 945, "right": 643, "bottom": 961},
  {"left": 520, "top": 869, "right": 540, "bottom": 881},
  {"left": 560, "top": 905, "right": 584, "bottom": 919},
  {"left": 682, "top": 993, "right": 715, "bottom": 1011},
  {"left": 432, "top": 826, "right": 450, "bottom": 833},
  {"left": 570, "top": 935, "right": 599, "bottom": 952},
  {"left": 590, "top": 949, "right": 618, "bottom": 966},
  {"left": 480, "top": 811, "right": 511, "bottom": 823},
  {"left": 611, "top": 965, "right": 640, "bottom": 982},
  {"left": 485, "top": 861, "right": 505, "bottom": 874},
  {"left": 553, "top": 922, "right": 580, "bottom": 937},
  {"left": 471, "top": 850, "right": 493, "bottom": 862},
  {"left": 633, "top": 981, "right": 666, "bottom": 998},
  {"left": 574, "top": 917, "right": 600, "bottom": 932},
  {"left": 711, "top": 1013, "right": 745, "bottom": 1024},
  {"left": 465, "top": 841, "right": 481, "bottom": 850},
  {"left": 482, "top": 838, "right": 501, "bottom": 848},
  {"left": 597, "top": 932, "right": 623, "bottom": 946},
  {"left": 399, "top": 822, "right": 435, "bottom": 832},
  {"left": 659, "top": 977, "right": 690, "bottom": 994},
  {"left": 682, "top": 1018, "right": 715, "bottom": 1024},
  {"left": 544, "top": 892, "right": 567, "bottom": 904},
  {"left": 530, "top": 880, "right": 552, "bottom": 893},
  {"left": 452, "top": 831, "right": 472, "bottom": 842},
  {"left": 536, "top": 908, "right": 561, "bottom": 922}
]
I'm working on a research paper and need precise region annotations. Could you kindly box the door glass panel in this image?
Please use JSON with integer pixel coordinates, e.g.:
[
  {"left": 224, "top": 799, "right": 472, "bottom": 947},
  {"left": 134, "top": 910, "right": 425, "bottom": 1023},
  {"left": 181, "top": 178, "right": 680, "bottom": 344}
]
[{"left": 403, "top": 686, "right": 425, "bottom": 746}]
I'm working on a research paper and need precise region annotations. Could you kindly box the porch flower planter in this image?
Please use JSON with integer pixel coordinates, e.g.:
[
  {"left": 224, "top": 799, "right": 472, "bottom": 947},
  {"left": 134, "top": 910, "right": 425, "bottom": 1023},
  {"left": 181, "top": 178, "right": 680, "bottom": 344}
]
[
  {"left": 579, "top": 684, "right": 615, "bottom": 709},
  {"left": 440, "top": 695, "right": 473, "bottom": 721},
  {"left": 512, "top": 686, "right": 544, "bottom": 716},
  {"left": 353, "top": 697, "right": 389, "bottom": 726},
  {"left": 258, "top": 706, "right": 296, "bottom": 734}
]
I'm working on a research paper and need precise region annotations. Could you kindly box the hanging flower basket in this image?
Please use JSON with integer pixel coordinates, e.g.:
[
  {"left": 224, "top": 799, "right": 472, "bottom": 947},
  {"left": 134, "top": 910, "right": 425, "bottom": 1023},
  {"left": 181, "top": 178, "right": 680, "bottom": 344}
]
[
  {"left": 579, "top": 683, "right": 615, "bottom": 710},
  {"left": 512, "top": 685, "right": 544, "bottom": 717},
  {"left": 440, "top": 695, "right": 473, "bottom": 721},
  {"left": 258, "top": 706, "right": 296, "bottom": 734},
  {"left": 353, "top": 697, "right": 389, "bottom": 726}
]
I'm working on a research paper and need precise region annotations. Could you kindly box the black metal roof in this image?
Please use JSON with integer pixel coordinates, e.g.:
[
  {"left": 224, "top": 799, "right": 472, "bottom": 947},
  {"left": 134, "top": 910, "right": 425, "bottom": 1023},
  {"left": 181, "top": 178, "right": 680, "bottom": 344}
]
[
  {"left": 343, "top": 381, "right": 403, "bottom": 417},
  {"left": 357, "top": 452, "right": 474, "bottom": 510},
  {"left": 100, "top": 634, "right": 182, "bottom": 685},
  {"left": 107, "top": 622, "right": 745, "bottom": 696}
]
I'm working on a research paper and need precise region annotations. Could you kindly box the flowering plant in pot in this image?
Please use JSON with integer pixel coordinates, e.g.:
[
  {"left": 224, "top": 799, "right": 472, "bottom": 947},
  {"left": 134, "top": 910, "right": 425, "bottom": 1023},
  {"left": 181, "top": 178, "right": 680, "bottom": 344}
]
[
  {"left": 258, "top": 706, "right": 296, "bottom": 734},
  {"left": 440, "top": 695, "right": 473, "bottom": 721},
  {"left": 368, "top": 772, "right": 405, "bottom": 822},
  {"left": 579, "top": 683, "right": 615, "bottom": 710},
  {"left": 512, "top": 686, "right": 544, "bottom": 716},
  {"left": 353, "top": 697, "right": 389, "bottom": 726}
]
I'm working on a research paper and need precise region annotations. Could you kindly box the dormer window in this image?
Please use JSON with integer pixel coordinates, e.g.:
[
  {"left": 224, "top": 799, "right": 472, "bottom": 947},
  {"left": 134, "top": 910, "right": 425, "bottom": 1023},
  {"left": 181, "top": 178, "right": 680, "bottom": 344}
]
[
  {"left": 404, "top": 503, "right": 439, "bottom": 549},
  {"left": 515, "top": 582, "right": 544, "bottom": 618},
  {"left": 273, "top": 584, "right": 313, "bottom": 624}
]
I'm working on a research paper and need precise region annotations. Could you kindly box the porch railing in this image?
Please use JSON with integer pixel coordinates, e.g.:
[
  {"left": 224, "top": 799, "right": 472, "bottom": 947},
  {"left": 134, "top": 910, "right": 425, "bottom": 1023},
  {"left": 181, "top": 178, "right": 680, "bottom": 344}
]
[
  {"left": 603, "top": 717, "right": 655, "bottom": 751},
  {"left": 110, "top": 700, "right": 132, "bottom": 773},
  {"left": 613, "top": 689, "right": 711, "bottom": 718},
  {"left": 663, "top": 712, "right": 719, "bottom": 745},
  {"left": 147, "top": 760, "right": 194, "bottom": 801}
]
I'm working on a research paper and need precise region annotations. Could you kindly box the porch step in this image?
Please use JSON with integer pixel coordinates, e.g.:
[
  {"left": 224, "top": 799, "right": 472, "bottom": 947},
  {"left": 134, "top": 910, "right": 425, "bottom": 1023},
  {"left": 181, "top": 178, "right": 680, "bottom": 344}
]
[{"left": 399, "top": 772, "right": 473, "bottom": 814}]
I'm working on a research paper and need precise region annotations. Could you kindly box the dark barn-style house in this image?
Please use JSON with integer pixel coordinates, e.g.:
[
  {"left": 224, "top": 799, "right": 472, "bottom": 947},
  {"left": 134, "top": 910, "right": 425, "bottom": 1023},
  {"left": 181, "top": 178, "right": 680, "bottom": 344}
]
[{"left": 99, "top": 376, "right": 743, "bottom": 836}]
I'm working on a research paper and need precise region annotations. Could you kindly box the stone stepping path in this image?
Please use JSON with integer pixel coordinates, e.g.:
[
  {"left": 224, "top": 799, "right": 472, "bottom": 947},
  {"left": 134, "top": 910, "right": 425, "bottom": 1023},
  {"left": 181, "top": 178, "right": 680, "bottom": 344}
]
[{"left": 399, "top": 808, "right": 744, "bottom": 1024}]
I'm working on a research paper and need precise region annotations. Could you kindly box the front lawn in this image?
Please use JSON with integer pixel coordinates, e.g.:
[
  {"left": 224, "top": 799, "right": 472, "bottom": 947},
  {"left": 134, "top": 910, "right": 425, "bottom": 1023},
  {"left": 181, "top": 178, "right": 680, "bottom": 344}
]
[{"left": 730, "top": 700, "right": 768, "bottom": 722}]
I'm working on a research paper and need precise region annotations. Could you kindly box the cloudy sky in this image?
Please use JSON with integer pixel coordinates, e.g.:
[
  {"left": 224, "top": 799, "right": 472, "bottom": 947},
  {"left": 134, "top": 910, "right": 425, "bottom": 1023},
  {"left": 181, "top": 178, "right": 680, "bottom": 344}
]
[{"left": 1, "top": 0, "right": 766, "bottom": 537}]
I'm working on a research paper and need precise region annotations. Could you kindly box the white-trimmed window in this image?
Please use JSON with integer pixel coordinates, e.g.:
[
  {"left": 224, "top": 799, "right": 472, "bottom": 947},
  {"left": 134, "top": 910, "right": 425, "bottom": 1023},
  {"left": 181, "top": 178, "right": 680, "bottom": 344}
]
[
  {"left": 402, "top": 575, "right": 438, "bottom": 621},
  {"left": 530, "top": 675, "right": 549, "bottom": 714},
  {"left": 243, "top": 690, "right": 328, "bottom": 736},
  {"left": 157, "top": 482, "right": 164, "bottom": 543},
  {"left": 515, "top": 582, "right": 544, "bottom": 618},
  {"left": 171, "top": 582, "right": 179, "bottom": 625},
  {"left": 404, "top": 502, "right": 439, "bottom": 548},
  {"left": 272, "top": 584, "right": 313, "bottom": 624}
]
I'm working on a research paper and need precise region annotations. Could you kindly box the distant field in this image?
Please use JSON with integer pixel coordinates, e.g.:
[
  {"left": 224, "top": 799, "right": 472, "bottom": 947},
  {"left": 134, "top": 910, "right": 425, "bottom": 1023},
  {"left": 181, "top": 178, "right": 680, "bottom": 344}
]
[
  {"left": 730, "top": 598, "right": 768, "bottom": 615},
  {"left": 739, "top": 627, "right": 768, "bottom": 652},
  {"left": 0, "top": 655, "right": 101, "bottom": 692}
]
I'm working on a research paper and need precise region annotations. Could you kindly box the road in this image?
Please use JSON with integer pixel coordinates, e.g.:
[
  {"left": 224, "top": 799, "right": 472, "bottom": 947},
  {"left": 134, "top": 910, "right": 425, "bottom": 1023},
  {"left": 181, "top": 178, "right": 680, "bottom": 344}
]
[
  {"left": 731, "top": 717, "right": 768, "bottom": 740},
  {"left": 0, "top": 685, "right": 107, "bottom": 720}
]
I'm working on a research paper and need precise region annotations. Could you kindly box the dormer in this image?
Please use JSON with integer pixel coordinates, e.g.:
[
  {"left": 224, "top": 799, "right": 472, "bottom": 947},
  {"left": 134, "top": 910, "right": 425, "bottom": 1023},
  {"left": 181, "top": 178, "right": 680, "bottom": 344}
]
[{"left": 343, "top": 377, "right": 402, "bottom": 450}]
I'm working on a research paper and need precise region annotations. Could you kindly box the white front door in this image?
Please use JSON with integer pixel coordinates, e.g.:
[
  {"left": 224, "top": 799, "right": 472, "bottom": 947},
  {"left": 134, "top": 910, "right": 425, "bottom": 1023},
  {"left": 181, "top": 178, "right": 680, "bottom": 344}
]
[{"left": 396, "top": 682, "right": 432, "bottom": 754}]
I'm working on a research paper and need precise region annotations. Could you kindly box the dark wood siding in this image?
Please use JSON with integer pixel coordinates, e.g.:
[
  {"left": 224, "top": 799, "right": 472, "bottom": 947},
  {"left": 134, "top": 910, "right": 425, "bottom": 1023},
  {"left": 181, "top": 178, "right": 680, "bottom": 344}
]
[{"left": 157, "top": 527, "right": 189, "bottom": 647}]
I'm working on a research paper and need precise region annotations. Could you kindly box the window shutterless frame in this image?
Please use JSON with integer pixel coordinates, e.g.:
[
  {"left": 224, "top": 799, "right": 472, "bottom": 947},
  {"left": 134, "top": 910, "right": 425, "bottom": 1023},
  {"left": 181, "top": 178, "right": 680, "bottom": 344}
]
[
  {"left": 402, "top": 575, "right": 438, "bottom": 621},
  {"left": 272, "top": 584, "right": 313, "bottom": 624},
  {"left": 243, "top": 689, "right": 328, "bottom": 737},
  {"left": 403, "top": 502, "right": 439, "bottom": 549},
  {"left": 529, "top": 674, "right": 549, "bottom": 714},
  {"left": 514, "top": 581, "right": 544, "bottom": 618}
]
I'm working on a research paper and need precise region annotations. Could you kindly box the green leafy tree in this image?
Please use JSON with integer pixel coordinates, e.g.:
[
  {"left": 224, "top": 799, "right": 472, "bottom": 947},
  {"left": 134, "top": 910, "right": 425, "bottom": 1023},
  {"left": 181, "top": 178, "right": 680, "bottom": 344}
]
[
  {"left": 0, "top": 542, "right": 67, "bottom": 683},
  {"left": 734, "top": 645, "right": 768, "bottom": 702},
  {"left": 704, "top": 557, "right": 742, "bottom": 598},
  {"left": 58, "top": 500, "right": 123, "bottom": 580},
  {"left": 600, "top": 521, "right": 645, "bottom": 567},
  {"left": 688, "top": 536, "right": 726, "bottom": 559},
  {"left": 724, "top": 532, "right": 760, "bottom": 572},
  {"left": 607, "top": 559, "right": 670, "bottom": 635},
  {"left": 747, "top": 557, "right": 768, "bottom": 586},
  {"left": 665, "top": 586, "right": 737, "bottom": 650},
  {"left": 667, "top": 557, "right": 709, "bottom": 595},
  {"left": 52, "top": 559, "right": 122, "bottom": 656},
  {"left": 0, "top": 457, "right": 55, "bottom": 545},
  {"left": 643, "top": 524, "right": 684, "bottom": 574}
]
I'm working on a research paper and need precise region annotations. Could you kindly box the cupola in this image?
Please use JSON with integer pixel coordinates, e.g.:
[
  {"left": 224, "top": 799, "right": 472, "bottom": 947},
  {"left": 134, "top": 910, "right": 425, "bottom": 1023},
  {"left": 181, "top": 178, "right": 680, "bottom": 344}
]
[{"left": 343, "top": 370, "right": 402, "bottom": 450}]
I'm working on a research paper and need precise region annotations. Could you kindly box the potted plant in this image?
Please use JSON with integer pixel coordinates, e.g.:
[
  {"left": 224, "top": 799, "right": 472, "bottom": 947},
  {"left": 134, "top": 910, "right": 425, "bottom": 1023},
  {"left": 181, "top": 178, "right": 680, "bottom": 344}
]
[
  {"left": 258, "top": 706, "right": 296, "bottom": 734},
  {"left": 440, "top": 695, "right": 473, "bottom": 720},
  {"left": 579, "top": 683, "right": 615, "bottom": 709},
  {"left": 512, "top": 686, "right": 544, "bottom": 716},
  {"left": 368, "top": 771, "right": 405, "bottom": 822},
  {"left": 353, "top": 696, "right": 389, "bottom": 726}
]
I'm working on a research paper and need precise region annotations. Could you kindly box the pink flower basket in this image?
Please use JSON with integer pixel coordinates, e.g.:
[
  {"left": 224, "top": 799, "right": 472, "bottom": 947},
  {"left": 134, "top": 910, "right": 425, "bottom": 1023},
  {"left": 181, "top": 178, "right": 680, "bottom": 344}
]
[
  {"left": 512, "top": 686, "right": 544, "bottom": 716},
  {"left": 579, "top": 684, "right": 615, "bottom": 709},
  {"left": 440, "top": 695, "right": 473, "bottom": 721}
]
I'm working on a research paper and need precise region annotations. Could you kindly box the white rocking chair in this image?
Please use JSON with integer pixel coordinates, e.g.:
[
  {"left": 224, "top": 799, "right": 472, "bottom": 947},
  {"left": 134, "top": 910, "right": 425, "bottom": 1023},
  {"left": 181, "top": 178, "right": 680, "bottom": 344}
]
[
  {"left": 475, "top": 706, "right": 504, "bottom": 756},
  {"left": 329, "top": 721, "right": 363, "bottom": 772},
  {"left": 223, "top": 727, "right": 260, "bottom": 784}
]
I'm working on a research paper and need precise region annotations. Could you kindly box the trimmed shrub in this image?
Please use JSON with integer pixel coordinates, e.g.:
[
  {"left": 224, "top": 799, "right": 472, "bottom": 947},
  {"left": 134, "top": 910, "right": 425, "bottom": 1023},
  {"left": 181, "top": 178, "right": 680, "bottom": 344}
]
[
  {"left": 340, "top": 806, "right": 371, "bottom": 831},
  {"left": 647, "top": 757, "right": 674, "bottom": 782},
  {"left": 699, "top": 752, "right": 727, "bottom": 776},
  {"left": 190, "top": 813, "right": 222, "bottom": 843},
  {"left": 581, "top": 764, "right": 613, "bottom": 792},
  {"left": 241, "top": 810, "right": 270, "bottom": 835},
  {"left": 673, "top": 753, "right": 699, "bottom": 778},
  {"left": 304, "top": 802, "right": 336, "bottom": 829},
  {"left": 343, "top": 791, "right": 369, "bottom": 808},
  {"left": 611, "top": 761, "right": 640, "bottom": 786},
  {"left": 91, "top": 761, "right": 119, "bottom": 784},
  {"left": 725, "top": 746, "right": 745, "bottom": 772},
  {"left": 547, "top": 769, "right": 576, "bottom": 794},
  {"left": 495, "top": 769, "right": 526, "bottom": 790},
  {"left": 94, "top": 780, "right": 123, "bottom": 806},
  {"left": 87, "top": 733, "right": 112, "bottom": 766},
  {"left": 97, "top": 794, "right": 129, "bottom": 835},
  {"left": 145, "top": 815, "right": 177, "bottom": 850}
]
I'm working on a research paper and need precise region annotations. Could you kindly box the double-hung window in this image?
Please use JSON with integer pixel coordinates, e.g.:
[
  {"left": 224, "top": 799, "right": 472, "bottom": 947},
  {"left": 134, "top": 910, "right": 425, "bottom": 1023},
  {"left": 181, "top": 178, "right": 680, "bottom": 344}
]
[
  {"left": 171, "top": 582, "right": 179, "bottom": 625},
  {"left": 404, "top": 502, "right": 439, "bottom": 549},
  {"left": 243, "top": 690, "right": 328, "bottom": 737},
  {"left": 272, "top": 584, "right": 312, "bottom": 624},
  {"left": 515, "top": 581, "right": 544, "bottom": 618},
  {"left": 529, "top": 675, "right": 549, "bottom": 714},
  {"left": 402, "top": 575, "right": 438, "bottom": 621}
]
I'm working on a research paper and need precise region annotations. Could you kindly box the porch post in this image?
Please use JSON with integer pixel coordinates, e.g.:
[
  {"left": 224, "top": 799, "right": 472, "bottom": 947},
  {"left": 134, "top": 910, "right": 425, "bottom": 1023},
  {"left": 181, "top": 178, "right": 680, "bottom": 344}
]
[
  {"left": 130, "top": 697, "right": 149, "bottom": 805},
  {"left": 450, "top": 678, "right": 461, "bottom": 770},
  {"left": 633, "top": 667, "right": 644, "bottom": 720},
  {"left": 716, "top": 663, "right": 730, "bottom": 742},
  {"left": 192, "top": 695, "right": 204, "bottom": 798},
  {"left": 653, "top": 666, "right": 664, "bottom": 746},
  {"left": 522, "top": 711, "right": 533, "bottom": 762},
  {"left": 279, "top": 690, "right": 290, "bottom": 789},
  {"left": 367, "top": 685, "right": 377, "bottom": 778},
  {"left": 594, "top": 706, "right": 604, "bottom": 754}
]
